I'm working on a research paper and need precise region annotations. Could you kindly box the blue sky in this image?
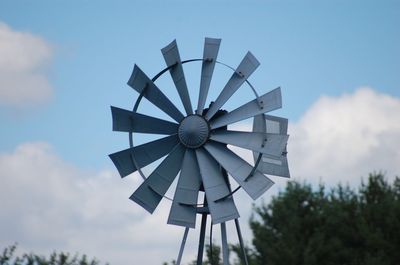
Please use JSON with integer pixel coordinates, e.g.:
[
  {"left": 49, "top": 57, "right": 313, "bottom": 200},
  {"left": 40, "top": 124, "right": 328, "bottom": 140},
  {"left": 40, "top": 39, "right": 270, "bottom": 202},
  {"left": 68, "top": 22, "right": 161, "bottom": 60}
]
[
  {"left": 1, "top": 1, "right": 399, "bottom": 265},
  {"left": 2, "top": 0, "right": 399, "bottom": 168}
]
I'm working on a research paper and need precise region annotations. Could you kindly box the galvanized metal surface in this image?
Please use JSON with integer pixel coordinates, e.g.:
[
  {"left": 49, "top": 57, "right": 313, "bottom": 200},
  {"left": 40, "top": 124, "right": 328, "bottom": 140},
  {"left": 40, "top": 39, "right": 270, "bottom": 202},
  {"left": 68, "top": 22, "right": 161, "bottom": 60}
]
[
  {"left": 253, "top": 114, "right": 290, "bottom": 178},
  {"left": 204, "top": 142, "right": 274, "bottom": 200},
  {"left": 176, "top": 227, "right": 189, "bottom": 265},
  {"left": 210, "top": 87, "right": 282, "bottom": 129},
  {"left": 161, "top": 40, "right": 193, "bottom": 115},
  {"left": 210, "top": 130, "right": 288, "bottom": 157},
  {"left": 196, "top": 209, "right": 208, "bottom": 265},
  {"left": 168, "top": 150, "right": 201, "bottom": 228},
  {"left": 128, "top": 65, "right": 184, "bottom": 122},
  {"left": 129, "top": 144, "right": 185, "bottom": 213},
  {"left": 221, "top": 222, "right": 230, "bottom": 265},
  {"left": 109, "top": 37, "right": 291, "bottom": 265},
  {"left": 195, "top": 148, "right": 231, "bottom": 202},
  {"left": 234, "top": 219, "right": 249, "bottom": 265},
  {"left": 111, "top": 106, "right": 178, "bottom": 134},
  {"left": 196, "top": 148, "right": 239, "bottom": 224},
  {"left": 197, "top": 37, "right": 221, "bottom": 115},
  {"left": 109, "top": 134, "right": 179, "bottom": 177},
  {"left": 205, "top": 52, "right": 260, "bottom": 120}
]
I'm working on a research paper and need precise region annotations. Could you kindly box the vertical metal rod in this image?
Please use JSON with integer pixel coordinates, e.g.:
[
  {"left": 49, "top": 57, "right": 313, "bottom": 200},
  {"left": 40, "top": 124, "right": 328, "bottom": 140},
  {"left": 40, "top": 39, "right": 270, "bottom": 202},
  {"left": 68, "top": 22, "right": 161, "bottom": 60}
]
[
  {"left": 176, "top": 227, "right": 189, "bottom": 265},
  {"left": 196, "top": 212, "right": 208, "bottom": 265},
  {"left": 209, "top": 222, "right": 213, "bottom": 263},
  {"left": 221, "top": 222, "right": 229, "bottom": 265},
  {"left": 234, "top": 218, "right": 249, "bottom": 265}
]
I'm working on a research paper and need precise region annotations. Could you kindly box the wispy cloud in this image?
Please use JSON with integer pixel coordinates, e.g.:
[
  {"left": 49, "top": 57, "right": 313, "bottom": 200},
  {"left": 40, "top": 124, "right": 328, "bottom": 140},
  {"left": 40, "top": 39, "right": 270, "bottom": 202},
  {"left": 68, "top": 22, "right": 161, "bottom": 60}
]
[{"left": 0, "top": 22, "right": 53, "bottom": 108}]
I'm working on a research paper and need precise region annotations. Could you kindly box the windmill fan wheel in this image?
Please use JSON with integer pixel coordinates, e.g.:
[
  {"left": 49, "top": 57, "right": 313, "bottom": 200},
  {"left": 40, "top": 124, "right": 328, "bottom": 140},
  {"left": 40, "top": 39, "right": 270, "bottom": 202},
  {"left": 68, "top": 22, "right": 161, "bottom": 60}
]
[{"left": 109, "top": 37, "right": 290, "bottom": 229}]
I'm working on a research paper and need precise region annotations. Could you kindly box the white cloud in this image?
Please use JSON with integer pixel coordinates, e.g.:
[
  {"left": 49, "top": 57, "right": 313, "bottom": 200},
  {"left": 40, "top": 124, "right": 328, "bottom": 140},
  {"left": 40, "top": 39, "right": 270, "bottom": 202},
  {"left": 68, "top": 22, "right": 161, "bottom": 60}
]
[
  {"left": 226, "top": 87, "right": 400, "bottom": 249},
  {"left": 0, "top": 22, "right": 53, "bottom": 108},
  {"left": 0, "top": 142, "right": 186, "bottom": 265},
  {"left": 229, "top": 87, "right": 400, "bottom": 188},
  {"left": 1, "top": 87, "right": 399, "bottom": 265},
  {"left": 289, "top": 87, "right": 400, "bottom": 186}
]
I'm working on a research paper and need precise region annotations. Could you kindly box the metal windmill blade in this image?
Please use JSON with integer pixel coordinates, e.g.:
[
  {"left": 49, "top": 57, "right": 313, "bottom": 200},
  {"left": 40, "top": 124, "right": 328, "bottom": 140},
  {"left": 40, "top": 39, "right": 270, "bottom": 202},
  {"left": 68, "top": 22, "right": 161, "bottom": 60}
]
[
  {"left": 109, "top": 38, "right": 290, "bottom": 265},
  {"left": 252, "top": 114, "right": 290, "bottom": 178}
]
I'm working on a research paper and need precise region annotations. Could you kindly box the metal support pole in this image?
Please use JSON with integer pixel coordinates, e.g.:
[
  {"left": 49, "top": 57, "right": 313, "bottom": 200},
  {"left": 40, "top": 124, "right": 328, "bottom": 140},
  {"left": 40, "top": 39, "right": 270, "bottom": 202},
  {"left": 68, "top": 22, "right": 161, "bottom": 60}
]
[
  {"left": 176, "top": 227, "right": 189, "bottom": 265},
  {"left": 221, "top": 222, "right": 229, "bottom": 265},
  {"left": 196, "top": 212, "right": 208, "bottom": 265},
  {"left": 234, "top": 218, "right": 249, "bottom": 265},
  {"left": 197, "top": 195, "right": 208, "bottom": 265},
  {"left": 209, "top": 222, "right": 213, "bottom": 263}
]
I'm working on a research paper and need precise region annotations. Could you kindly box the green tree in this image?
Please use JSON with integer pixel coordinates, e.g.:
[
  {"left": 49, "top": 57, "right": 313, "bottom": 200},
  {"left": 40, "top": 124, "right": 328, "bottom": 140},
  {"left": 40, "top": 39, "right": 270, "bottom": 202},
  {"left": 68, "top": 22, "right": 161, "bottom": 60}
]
[
  {"left": 230, "top": 244, "right": 258, "bottom": 265},
  {"left": 166, "top": 173, "right": 399, "bottom": 265},
  {"left": 247, "top": 173, "right": 400, "bottom": 265},
  {"left": 183, "top": 243, "right": 222, "bottom": 265},
  {"left": 204, "top": 243, "right": 221, "bottom": 265},
  {"left": 0, "top": 244, "right": 107, "bottom": 265}
]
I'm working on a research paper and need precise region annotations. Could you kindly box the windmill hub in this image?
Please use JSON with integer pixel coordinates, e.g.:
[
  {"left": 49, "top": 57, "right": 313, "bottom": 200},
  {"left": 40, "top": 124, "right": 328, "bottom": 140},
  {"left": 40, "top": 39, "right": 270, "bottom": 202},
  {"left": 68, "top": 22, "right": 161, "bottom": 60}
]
[{"left": 178, "top": 115, "right": 210, "bottom": 148}]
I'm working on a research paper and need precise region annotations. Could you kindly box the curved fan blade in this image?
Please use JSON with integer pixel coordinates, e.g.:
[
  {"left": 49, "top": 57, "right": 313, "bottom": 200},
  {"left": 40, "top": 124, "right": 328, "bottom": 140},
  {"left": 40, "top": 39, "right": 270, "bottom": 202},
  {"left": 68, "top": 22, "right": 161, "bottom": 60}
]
[
  {"left": 203, "top": 142, "right": 274, "bottom": 200},
  {"left": 195, "top": 148, "right": 231, "bottom": 201},
  {"left": 210, "top": 87, "right": 282, "bottom": 129},
  {"left": 111, "top": 106, "right": 178, "bottom": 135},
  {"left": 168, "top": 150, "right": 201, "bottom": 228},
  {"left": 256, "top": 153, "right": 290, "bottom": 178},
  {"left": 253, "top": 114, "right": 290, "bottom": 178},
  {"left": 205, "top": 52, "right": 260, "bottom": 120},
  {"left": 162, "top": 40, "right": 193, "bottom": 115},
  {"left": 255, "top": 114, "right": 288, "bottom": 135},
  {"left": 130, "top": 144, "right": 186, "bottom": 213},
  {"left": 207, "top": 194, "right": 239, "bottom": 225},
  {"left": 109, "top": 134, "right": 179, "bottom": 178},
  {"left": 196, "top": 148, "right": 240, "bottom": 224},
  {"left": 210, "top": 130, "right": 288, "bottom": 157},
  {"left": 196, "top": 38, "right": 221, "bottom": 115},
  {"left": 128, "top": 65, "right": 185, "bottom": 122}
]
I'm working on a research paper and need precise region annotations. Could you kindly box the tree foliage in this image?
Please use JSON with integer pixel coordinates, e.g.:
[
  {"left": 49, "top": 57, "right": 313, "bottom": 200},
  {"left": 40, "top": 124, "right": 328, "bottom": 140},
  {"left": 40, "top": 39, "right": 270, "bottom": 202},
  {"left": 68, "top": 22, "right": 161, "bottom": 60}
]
[
  {"left": 4, "top": 174, "right": 398, "bottom": 265},
  {"left": 0, "top": 244, "right": 107, "bottom": 265},
  {"left": 204, "top": 243, "right": 221, "bottom": 265},
  {"left": 230, "top": 244, "right": 258, "bottom": 265},
  {"left": 246, "top": 173, "right": 400, "bottom": 265}
]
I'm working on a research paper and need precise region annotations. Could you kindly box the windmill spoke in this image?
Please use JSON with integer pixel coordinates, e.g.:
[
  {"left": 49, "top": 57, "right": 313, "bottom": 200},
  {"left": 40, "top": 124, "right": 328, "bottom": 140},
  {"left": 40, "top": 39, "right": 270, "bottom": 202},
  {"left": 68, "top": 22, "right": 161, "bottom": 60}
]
[
  {"left": 210, "top": 87, "right": 282, "bottom": 129},
  {"left": 196, "top": 148, "right": 240, "bottom": 224},
  {"left": 203, "top": 142, "right": 274, "bottom": 200},
  {"left": 111, "top": 106, "right": 178, "bottom": 135},
  {"left": 130, "top": 144, "right": 186, "bottom": 213},
  {"left": 196, "top": 37, "right": 221, "bottom": 115},
  {"left": 128, "top": 65, "right": 185, "bottom": 122},
  {"left": 162, "top": 40, "right": 193, "bottom": 115},
  {"left": 210, "top": 130, "right": 288, "bottom": 157},
  {"left": 109, "top": 134, "right": 179, "bottom": 178},
  {"left": 168, "top": 150, "right": 201, "bottom": 228},
  {"left": 205, "top": 52, "right": 260, "bottom": 120}
]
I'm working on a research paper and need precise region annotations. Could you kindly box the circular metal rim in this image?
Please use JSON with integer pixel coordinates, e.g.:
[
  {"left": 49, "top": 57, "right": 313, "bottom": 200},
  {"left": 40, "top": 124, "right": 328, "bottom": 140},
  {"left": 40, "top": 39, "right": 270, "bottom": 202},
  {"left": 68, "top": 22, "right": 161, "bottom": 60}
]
[{"left": 128, "top": 58, "right": 267, "bottom": 204}]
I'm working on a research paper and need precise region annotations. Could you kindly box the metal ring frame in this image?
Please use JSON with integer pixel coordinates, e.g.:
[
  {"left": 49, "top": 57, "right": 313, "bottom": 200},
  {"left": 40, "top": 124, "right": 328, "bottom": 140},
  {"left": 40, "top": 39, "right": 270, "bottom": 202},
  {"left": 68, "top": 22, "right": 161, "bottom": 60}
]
[{"left": 129, "top": 58, "right": 267, "bottom": 203}]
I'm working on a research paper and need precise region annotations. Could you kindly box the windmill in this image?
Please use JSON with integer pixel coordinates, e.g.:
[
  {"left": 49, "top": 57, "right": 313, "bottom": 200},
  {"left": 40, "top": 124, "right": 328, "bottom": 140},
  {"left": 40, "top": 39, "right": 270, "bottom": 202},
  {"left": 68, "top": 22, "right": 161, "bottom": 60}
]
[{"left": 109, "top": 38, "right": 290, "bottom": 265}]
